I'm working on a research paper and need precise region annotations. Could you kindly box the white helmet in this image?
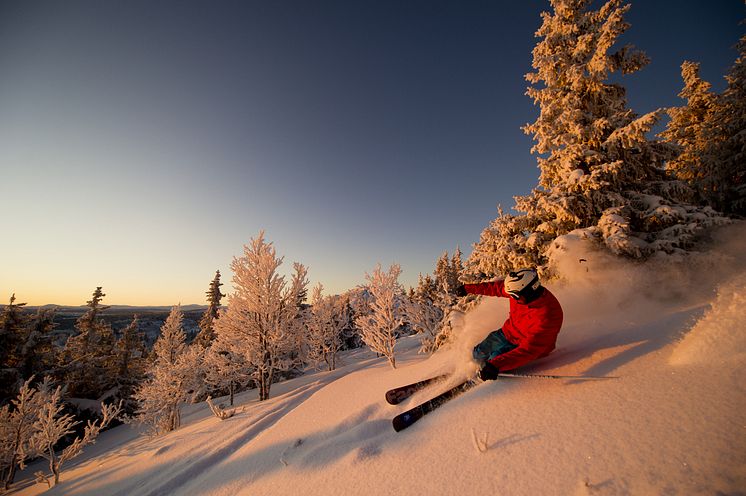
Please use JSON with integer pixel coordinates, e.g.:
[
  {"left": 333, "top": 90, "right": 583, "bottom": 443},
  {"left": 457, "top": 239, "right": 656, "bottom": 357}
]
[{"left": 505, "top": 268, "right": 541, "bottom": 301}]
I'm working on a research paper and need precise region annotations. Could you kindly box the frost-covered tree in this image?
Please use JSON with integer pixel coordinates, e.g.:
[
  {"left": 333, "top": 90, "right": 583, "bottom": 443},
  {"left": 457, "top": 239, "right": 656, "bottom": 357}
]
[
  {"left": 434, "top": 249, "right": 464, "bottom": 297},
  {"left": 12, "top": 308, "right": 58, "bottom": 388},
  {"left": 306, "top": 284, "right": 349, "bottom": 371},
  {"left": 660, "top": 61, "right": 718, "bottom": 202},
  {"left": 0, "top": 295, "right": 30, "bottom": 402},
  {"left": 203, "top": 338, "right": 252, "bottom": 406},
  {"left": 133, "top": 305, "right": 194, "bottom": 434},
  {"left": 28, "top": 382, "right": 120, "bottom": 486},
  {"left": 0, "top": 378, "right": 44, "bottom": 490},
  {"left": 468, "top": 0, "right": 725, "bottom": 279},
  {"left": 451, "top": 248, "right": 464, "bottom": 285},
  {"left": 414, "top": 274, "right": 438, "bottom": 302},
  {"left": 112, "top": 316, "right": 146, "bottom": 414},
  {"left": 114, "top": 317, "right": 144, "bottom": 381},
  {"left": 152, "top": 305, "right": 186, "bottom": 366},
  {"left": 409, "top": 250, "right": 465, "bottom": 353},
  {"left": 0, "top": 295, "right": 29, "bottom": 368},
  {"left": 335, "top": 291, "right": 361, "bottom": 350},
  {"left": 434, "top": 253, "right": 450, "bottom": 292},
  {"left": 716, "top": 34, "right": 746, "bottom": 214},
  {"left": 403, "top": 292, "right": 443, "bottom": 354},
  {"left": 355, "top": 264, "right": 404, "bottom": 369},
  {"left": 213, "top": 232, "right": 309, "bottom": 401},
  {"left": 194, "top": 270, "right": 225, "bottom": 348},
  {"left": 661, "top": 42, "right": 745, "bottom": 217},
  {"left": 283, "top": 286, "right": 310, "bottom": 376},
  {"left": 703, "top": 34, "right": 746, "bottom": 215},
  {"left": 59, "top": 288, "right": 117, "bottom": 399}
]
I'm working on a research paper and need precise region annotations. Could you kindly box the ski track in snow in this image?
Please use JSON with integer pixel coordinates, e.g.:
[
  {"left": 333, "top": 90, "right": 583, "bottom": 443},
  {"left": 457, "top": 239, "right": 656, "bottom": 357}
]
[
  {"left": 30, "top": 354, "right": 387, "bottom": 496},
  {"left": 141, "top": 355, "right": 392, "bottom": 496},
  {"left": 119, "top": 383, "right": 321, "bottom": 496}
]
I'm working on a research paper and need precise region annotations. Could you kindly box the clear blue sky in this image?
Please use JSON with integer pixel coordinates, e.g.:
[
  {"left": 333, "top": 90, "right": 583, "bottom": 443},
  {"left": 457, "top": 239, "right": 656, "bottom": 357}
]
[{"left": 0, "top": 0, "right": 743, "bottom": 305}]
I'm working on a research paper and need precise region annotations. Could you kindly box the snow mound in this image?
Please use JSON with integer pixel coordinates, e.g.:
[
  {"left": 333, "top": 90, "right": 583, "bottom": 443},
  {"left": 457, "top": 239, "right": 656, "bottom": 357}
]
[{"left": 670, "top": 272, "right": 746, "bottom": 366}]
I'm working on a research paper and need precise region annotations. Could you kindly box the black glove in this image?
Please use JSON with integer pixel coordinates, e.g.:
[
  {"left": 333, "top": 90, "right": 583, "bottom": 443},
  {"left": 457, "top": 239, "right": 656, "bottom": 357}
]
[
  {"left": 455, "top": 284, "right": 468, "bottom": 298},
  {"left": 479, "top": 362, "right": 500, "bottom": 381}
]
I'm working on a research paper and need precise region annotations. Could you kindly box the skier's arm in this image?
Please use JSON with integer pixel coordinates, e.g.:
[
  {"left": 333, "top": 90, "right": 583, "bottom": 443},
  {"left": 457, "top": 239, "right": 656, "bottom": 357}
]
[{"left": 463, "top": 280, "right": 508, "bottom": 298}]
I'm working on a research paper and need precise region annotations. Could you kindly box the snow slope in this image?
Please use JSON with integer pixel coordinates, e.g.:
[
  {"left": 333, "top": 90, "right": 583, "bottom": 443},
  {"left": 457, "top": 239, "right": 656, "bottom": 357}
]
[{"left": 11, "top": 226, "right": 746, "bottom": 496}]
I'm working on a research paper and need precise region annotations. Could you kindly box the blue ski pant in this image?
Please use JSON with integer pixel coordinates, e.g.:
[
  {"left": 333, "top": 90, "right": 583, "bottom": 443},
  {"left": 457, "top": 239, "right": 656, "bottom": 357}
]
[{"left": 472, "top": 329, "right": 518, "bottom": 366}]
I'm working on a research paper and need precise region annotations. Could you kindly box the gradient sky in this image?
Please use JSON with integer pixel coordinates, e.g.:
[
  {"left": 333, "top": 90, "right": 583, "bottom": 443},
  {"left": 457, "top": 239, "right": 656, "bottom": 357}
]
[{"left": 1, "top": 1, "right": 743, "bottom": 306}]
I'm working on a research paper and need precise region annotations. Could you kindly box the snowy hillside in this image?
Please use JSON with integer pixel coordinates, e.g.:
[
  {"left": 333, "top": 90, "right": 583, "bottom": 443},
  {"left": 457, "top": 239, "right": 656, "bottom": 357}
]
[{"left": 11, "top": 229, "right": 746, "bottom": 496}]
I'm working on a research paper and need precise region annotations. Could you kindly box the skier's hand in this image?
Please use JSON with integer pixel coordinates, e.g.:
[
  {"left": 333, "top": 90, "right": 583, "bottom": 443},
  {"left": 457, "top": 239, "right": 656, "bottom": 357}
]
[
  {"left": 479, "top": 362, "right": 499, "bottom": 381},
  {"left": 455, "top": 284, "right": 468, "bottom": 298}
]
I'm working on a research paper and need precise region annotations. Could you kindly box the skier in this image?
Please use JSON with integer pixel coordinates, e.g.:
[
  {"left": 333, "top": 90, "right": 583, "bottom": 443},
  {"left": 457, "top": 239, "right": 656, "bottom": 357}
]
[{"left": 456, "top": 268, "right": 563, "bottom": 381}]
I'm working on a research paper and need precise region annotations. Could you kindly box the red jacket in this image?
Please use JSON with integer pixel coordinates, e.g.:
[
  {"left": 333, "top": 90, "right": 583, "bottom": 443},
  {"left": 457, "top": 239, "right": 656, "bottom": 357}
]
[{"left": 464, "top": 280, "right": 563, "bottom": 371}]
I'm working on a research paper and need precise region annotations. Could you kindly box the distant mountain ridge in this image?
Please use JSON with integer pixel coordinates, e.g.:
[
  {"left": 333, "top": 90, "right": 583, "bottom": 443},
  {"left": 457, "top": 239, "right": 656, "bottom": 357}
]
[
  {"left": 20, "top": 304, "right": 209, "bottom": 313},
  {"left": 0, "top": 304, "right": 210, "bottom": 345}
]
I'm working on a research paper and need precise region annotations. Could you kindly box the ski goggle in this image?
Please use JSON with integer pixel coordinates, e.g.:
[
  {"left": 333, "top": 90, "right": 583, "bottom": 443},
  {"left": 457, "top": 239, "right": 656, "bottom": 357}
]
[{"left": 507, "top": 291, "right": 522, "bottom": 300}]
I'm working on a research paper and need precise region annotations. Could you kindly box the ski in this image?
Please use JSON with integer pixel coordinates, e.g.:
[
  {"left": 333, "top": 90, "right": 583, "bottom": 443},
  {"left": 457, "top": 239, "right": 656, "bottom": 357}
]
[
  {"left": 385, "top": 373, "right": 450, "bottom": 405},
  {"left": 392, "top": 378, "right": 478, "bottom": 432},
  {"left": 497, "top": 372, "right": 619, "bottom": 380}
]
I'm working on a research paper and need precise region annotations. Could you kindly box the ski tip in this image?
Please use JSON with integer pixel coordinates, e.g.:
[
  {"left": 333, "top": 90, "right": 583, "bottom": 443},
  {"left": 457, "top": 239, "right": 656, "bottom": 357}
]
[
  {"left": 392, "top": 418, "right": 406, "bottom": 432},
  {"left": 392, "top": 409, "right": 423, "bottom": 432}
]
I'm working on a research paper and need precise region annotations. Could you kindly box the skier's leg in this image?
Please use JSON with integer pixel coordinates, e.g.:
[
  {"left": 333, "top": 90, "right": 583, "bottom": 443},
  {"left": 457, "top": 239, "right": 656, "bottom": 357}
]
[{"left": 473, "top": 329, "right": 518, "bottom": 365}]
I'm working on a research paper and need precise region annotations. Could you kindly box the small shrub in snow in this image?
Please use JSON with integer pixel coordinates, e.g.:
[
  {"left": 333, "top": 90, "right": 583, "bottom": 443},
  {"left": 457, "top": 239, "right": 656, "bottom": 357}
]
[
  {"left": 0, "top": 377, "right": 44, "bottom": 490},
  {"left": 0, "top": 377, "right": 121, "bottom": 488},
  {"left": 205, "top": 396, "right": 236, "bottom": 420},
  {"left": 29, "top": 385, "right": 121, "bottom": 486}
]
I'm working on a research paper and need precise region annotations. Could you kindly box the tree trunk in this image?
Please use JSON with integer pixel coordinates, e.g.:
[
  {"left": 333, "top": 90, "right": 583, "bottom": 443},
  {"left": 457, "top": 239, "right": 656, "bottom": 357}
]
[
  {"left": 3, "top": 462, "right": 17, "bottom": 490},
  {"left": 259, "top": 370, "right": 269, "bottom": 401},
  {"left": 49, "top": 449, "right": 59, "bottom": 486},
  {"left": 229, "top": 381, "right": 234, "bottom": 406}
]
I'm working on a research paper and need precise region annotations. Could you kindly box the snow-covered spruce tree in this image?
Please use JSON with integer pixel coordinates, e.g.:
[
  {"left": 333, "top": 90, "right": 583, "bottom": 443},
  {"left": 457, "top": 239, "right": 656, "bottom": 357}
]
[
  {"left": 661, "top": 39, "right": 745, "bottom": 217},
  {"left": 133, "top": 305, "right": 197, "bottom": 434},
  {"left": 355, "top": 264, "right": 404, "bottom": 369},
  {"left": 112, "top": 316, "right": 146, "bottom": 414},
  {"left": 468, "top": 0, "right": 725, "bottom": 279},
  {"left": 414, "top": 274, "right": 438, "bottom": 302},
  {"left": 433, "top": 248, "right": 464, "bottom": 298},
  {"left": 28, "top": 381, "right": 121, "bottom": 487},
  {"left": 410, "top": 250, "right": 465, "bottom": 353},
  {"left": 306, "top": 284, "right": 349, "bottom": 371},
  {"left": 659, "top": 61, "right": 718, "bottom": 204},
  {"left": 0, "top": 295, "right": 30, "bottom": 402},
  {"left": 59, "top": 288, "right": 117, "bottom": 399},
  {"left": 702, "top": 33, "right": 746, "bottom": 215},
  {"left": 451, "top": 248, "right": 464, "bottom": 288},
  {"left": 19, "top": 308, "right": 58, "bottom": 381},
  {"left": 336, "top": 291, "right": 362, "bottom": 350},
  {"left": 0, "top": 294, "right": 29, "bottom": 367},
  {"left": 194, "top": 270, "right": 225, "bottom": 349},
  {"left": 152, "top": 305, "right": 186, "bottom": 367},
  {"left": 213, "top": 232, "right": 308, "bottom": 401}
]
